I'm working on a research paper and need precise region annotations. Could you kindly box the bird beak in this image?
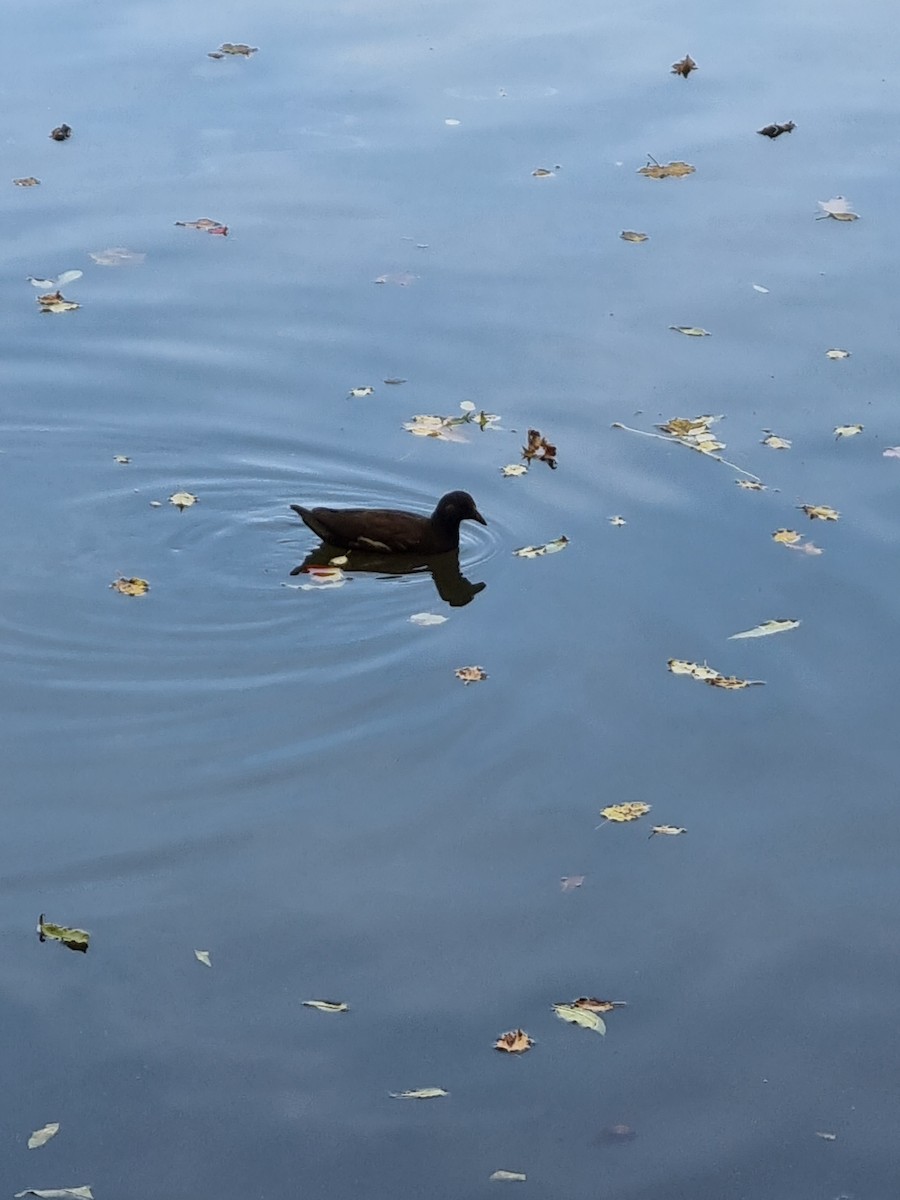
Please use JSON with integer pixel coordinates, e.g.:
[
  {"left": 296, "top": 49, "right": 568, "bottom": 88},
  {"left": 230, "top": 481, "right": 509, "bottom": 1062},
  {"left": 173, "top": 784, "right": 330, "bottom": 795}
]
[{"left": 472, "top": 508, "right": 487, "bottom": 526}]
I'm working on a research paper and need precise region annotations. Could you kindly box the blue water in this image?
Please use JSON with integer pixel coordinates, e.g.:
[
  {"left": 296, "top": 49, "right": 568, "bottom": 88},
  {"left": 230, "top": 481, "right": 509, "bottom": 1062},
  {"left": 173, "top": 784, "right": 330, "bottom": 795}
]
[{"left": 2, "top": 1, "right": 898, "bottom": 1197}]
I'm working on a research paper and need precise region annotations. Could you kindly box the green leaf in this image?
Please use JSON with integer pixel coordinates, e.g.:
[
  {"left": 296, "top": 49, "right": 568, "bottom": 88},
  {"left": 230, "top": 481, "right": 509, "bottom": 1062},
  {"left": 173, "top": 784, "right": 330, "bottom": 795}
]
[
  {"left": 37, "top": 915, "right": 89, "bottom": 954},
  {"left": 551, "top": 1003, "right": 606, "bottom": 1034}
]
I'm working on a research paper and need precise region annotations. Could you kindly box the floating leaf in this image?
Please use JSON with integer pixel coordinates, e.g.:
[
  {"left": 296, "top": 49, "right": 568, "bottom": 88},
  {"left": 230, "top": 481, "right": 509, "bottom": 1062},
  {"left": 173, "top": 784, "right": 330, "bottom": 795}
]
[
  {"left": 110, "top": 576, "right": 149, "bottom": 596},
  {"left": 302, "top": 999, "right": 349, "bottom": 1012},
  {"left": 572, "top": 997, "right": 626, "bottom": 1012},
  {"left": 758, "top": 121, "right": 795, "bottom": 138},
  {"left": 825, "top": 348, "right": 850, "bottom": 359},
  {"left": 28, "top": 1124, "right": 60, "bottom": 1150},
  {"left": 169, "top": 491, "right": 197, "bottom": 511},
  {"left": 560, "top": 876, "right": 584, "bottom": 892},
  {"left": 883, "top": 447, "right": 900, "bottom": 459},
  {"left": 667, "top": 660, "right": 763, "bottom": 687},
  {"left": 112, "top": 455, "right": 130, "bottom": 464},
  {"left": 552, "top": 1003, "right": 606, "bottom": 1034},
  {"left": 194, "top": 950, "right": 212, "bottom": 967},
  {"left": 501, "top": 464, "right": 528, "bottom": 477},
  {"left": 736, "top": 480, "right": 766, "bottom": 491},
  {"left": 209, "top": 42, "right": 258, "bottom": 57},
  {"left": 402, "top": 413, "right": 467, "bottom": 442},
  {"left": 799, "top": 504, "right": 839, "bottom": 521},
  {"left": 620, "top": 230, "right": 648, "bottom": 243},
  {"left": 671, "top": 54, "right": 697, "bottom": 77},
  {"left": 89, "top": 247, "right": 146, "bottom": 266},
  {"left": 638, "top": 160, "right": 695, "bottom": 180},
  {"left": 494, "top": 1029, "right": 534, "bottom": 1054},
  {"left": 752, "top": 283, "right": 770, "bottom": 293},
  {"left": 609, "top": 515, "right": 627, "bottom": 526},
  {"left": 532, "top": 168, "right": 555, "bottom": 178},
  {"left": 389, "top": 1087, "right": 448, "bottom": 1099},
  {"left": 49, "top": 124, "right": 72, "bottom": 141},
  {"left": 729, "top": 618, "right": 800, "bottom": 640},
  {"left": 383, "top": 377, "right": 407, "bottom": 385},
  {"left": 815, "top": 1131, "right": 837, "bottom": 1141},
  {"left": 175, "top": 218, "right": 228, "bottom": 235},
  {"left": 37, "top": 915, "right": 89, "bottom": 953},
  {"left": 817, "top": 196, "right": 858, "bottom": 221},
  {"left": 834, "top": 424, "right": 862, "bottom": 439},
  {"left": 772, "top": 528, "right": 801, "bottom": 545},
  {"left": 599, "top": 802, "right": 651, "bottom": 823},
  {"left": 37, "top": 291, "right": 79, "bottom": 313},
  {"left": 657, "top": 414, "right": 725, "bottom": 454},
  {"left": 409, "top": 612, "right": 448, "bottom": 626},
  {"left": 348, "top": 386, "right": 374, "bottom": 398},
  {"left": 761, "top": 432, "right": 791, "bottom": 450},
  {"left": 328, "top": 555, "right": 348, "bottom": 566},
  {"left": 455, "top": 665, "right": 487, "bottom": 685},
  {"left": 785, "top": 540, "right": 823, "bottom": 556},
  {"left": 669, "top": 325, "right": 710, "bottom": 337},
  {"left": 522, "top": 428, "right": 557, "bottom": 469},
  {"left": 297, "top": 566, "right": 347, "bottom": 590},
  {"left": 13, "top": 177, "right": 40, "bottom": 187},
  {"left": 490, "top": 1171, "right": 527, "bottom": 1182},
  {"left": 649, "top": 825, "right": 687, "bottom": 837},
  {"left": 513, "top": 535, "right": 569, "bottom": 559},
  {"left": 16, "top": 1190, "right": 92, "bottom": 1200},
  {"left": 374, "top": 272, "right": 417, "bottom": 286}
]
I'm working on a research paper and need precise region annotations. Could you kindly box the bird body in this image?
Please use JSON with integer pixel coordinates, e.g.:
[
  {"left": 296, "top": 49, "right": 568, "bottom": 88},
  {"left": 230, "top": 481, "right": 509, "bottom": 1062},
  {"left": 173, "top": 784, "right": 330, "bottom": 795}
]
[{"left": 291, "top": 490, "right": 486, "bottom": 555}]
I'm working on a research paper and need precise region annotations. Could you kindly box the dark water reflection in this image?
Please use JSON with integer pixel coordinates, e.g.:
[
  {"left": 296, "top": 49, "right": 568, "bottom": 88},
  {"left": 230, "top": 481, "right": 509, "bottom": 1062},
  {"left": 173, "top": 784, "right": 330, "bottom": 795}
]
[
  {"left": 2, "top": 0, "right": 900, "bottom": 1198},
  {"left": 291, "top": 546, "right": 487, "bottom": 607}
]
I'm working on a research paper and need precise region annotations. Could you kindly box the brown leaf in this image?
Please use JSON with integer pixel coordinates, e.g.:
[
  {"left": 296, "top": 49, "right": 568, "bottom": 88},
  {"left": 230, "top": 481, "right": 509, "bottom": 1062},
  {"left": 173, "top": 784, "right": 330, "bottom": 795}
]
[
  {"left": 572, "top": 997, "right": 626, "bottom": 1013},
  {"left": 13, "top": 177, "right": 40, "bottom": 187},
  {"left": 175, "top": 218, "right": 228, "bottom": 235},
  {"left": 49, "top": 124, "right": 72, "bottom": 141},
  {"left": 758, "top": 121, "right": 796, "bottom": 138},
  {"left": 494, "top": 1029, "right": 534, "bottom": 1054},
  {"left": 522, "top": 428, "right": 557, "bottom": 469},
  {"left": 638, "top": 160, "right": 695, "bottom": 180},
  {"left": 671, "top": 55, "right": 697, "bottom": 77},
  {"left": 455, "top": 665, "right": 487, "bottom": 684}
]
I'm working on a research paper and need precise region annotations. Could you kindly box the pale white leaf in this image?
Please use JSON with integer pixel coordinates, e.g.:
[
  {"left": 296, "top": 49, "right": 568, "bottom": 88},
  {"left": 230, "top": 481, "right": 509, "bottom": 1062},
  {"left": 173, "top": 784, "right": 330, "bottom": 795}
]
[
  {"left": 56, "top": 270, "right": 83, "bottom": 287},
  {"left": 409, "top": 612, "right": 448, "bottom": 626},
  {"left": 729, "top": 619, "right": 800, "bottom": 640},
  {"left": 15, "top": 1190, "right": 93, "bottom": 1200},
  {"left": 490, "top": 1171, "right": 527, "bottom": 1182},
  {"left": 194, "top": 949, "right": 212, "bottom": 967},
  {"left": 389, "top": 1087, "right": 448, "bottom": 1099},
  {"left": 28, "top": 1123, "right": 60, "bottom": 1150},
  {"left": 302, "top": 999, "right": 348, "bottom": 1012}
]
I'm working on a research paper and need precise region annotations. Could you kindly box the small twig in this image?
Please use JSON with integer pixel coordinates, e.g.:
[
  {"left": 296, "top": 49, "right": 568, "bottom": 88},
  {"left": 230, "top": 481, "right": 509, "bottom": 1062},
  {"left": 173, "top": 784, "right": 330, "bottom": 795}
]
[{"left": 610, "top": 422, "right": 761, "bottom": 483}]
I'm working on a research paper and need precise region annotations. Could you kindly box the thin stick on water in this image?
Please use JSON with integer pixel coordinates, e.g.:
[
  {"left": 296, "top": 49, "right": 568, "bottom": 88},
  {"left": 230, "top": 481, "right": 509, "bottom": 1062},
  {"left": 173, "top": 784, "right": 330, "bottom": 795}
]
[{"left": 610, "top": 422, "right": 762, "bottom": 484}]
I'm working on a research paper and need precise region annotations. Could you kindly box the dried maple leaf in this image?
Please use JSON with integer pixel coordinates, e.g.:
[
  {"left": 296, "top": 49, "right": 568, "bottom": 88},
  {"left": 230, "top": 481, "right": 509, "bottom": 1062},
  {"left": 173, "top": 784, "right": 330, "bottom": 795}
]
[
  {"left": 37, "top": 290, "right": 79, "bottom": 313},
  {"left": 522, "top": 428, "right": 557, "bottom": 469},
  {"left": 609, "top": 515, "right": 627, "bottom": 526},
  {"left": 169, "top": 491, "right": 198, "bottom": 510},
  {"left": 13, "top": 177, "right": 40, "bottom": 187},
  {"left": 302, "top": 1000, "right": 349, "bottom": 1012},
  {"left": 799, "top": 504, "right": 839, "bottom": 521},
  {"left": 110, "top": 576, "right": 150, "bottom": 596},
  {"left": 649, "top": 825, "right": 687, "bottom": 837},
  {"left": 638, "top": 159, "right": 695, "bottom": 179},
  {"left": 657, "top": 414, "right": 725, "bottom": 455},
  {"left": 572, "top": 997, "right": 626, "bottom": 1012},
  {"left": 599, "top": 802, "right": 651, "bottom": 823},
  {"left": 758, "top": 121, "right": 795, "bottom": 138},
  {"left": 671, "top": 55, "right": 697, "bottom": 77},
  {"left": 772, "top": 528, "right": 801, "bottom": 544},
  {"left": 209, "top": 42, "right": 258, "bottom": 57},
  {"left": 736, "top": 480, "right": 766, "bottom": 490},
  {"left": 761, "top": 431, "right": 791, "bottom": 449},
  {"left": 706, "top": 675, "right": 763, "bottom": 690},
  {"left": 455, "top": 665, "right": 487, "bottom": 684},
  {"left": 49, "top": 123, "right": 71, "bottom": 141},
  {"left": 668, "top": 659, "right": 763, "bottom": 688},
  {"left": 494, "top": 1029, "right": 533, "bottom": 1053},
  {"left": 389, "top": 1087, "right": 448, "bottom": 1099},
  {"left": 501, "top": 464, "right": 528, "bottom": 477}
]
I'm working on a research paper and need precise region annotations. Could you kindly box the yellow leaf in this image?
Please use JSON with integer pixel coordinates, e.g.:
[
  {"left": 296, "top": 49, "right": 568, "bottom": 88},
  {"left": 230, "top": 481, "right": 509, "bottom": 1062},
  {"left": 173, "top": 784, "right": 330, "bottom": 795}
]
[
  {"left": 799, "top": 504, "right": 839, "bottom": 521},
  {"left": 494, "top": 1029, "right": 534, "bottom": 1053},
  {"left": 169, "top": 491, "right": 197, "bottom": 510},
  {"left": 761, "top": 432, "right": 791, "bottom": 449},
  {"left": 772, "top": 529, "right": 800, "bottom": 545},
  {"left": 638, "top": 160, "right": 695, "bottom": 179},
  {"left": 38, "top": 915, "right": 89, "bottom": 953},
  {"left": 736, "top": 480, "right": 766, "bottom": 490},
  {"left": 551, "top": 1003, "right": 606, "bottom": 1034},
  {"left": 110, "top": 576, "right": 150, "bottom": 596},
  {"left": 500, "top": 464, "right": 528, "bottom": 477},
  {"left": 455, "top": 665, "right": 487, "bottom": 684},
  {"left": 599, "top": 802, "right": 651, "bottom": 823}
]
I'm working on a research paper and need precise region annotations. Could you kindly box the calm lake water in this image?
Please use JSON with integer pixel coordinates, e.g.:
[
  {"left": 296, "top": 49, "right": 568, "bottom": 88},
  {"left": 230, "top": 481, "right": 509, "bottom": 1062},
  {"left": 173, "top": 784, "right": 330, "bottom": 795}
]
[{"left": 3, "top": 1, "right": 899, "bottom": 1197}]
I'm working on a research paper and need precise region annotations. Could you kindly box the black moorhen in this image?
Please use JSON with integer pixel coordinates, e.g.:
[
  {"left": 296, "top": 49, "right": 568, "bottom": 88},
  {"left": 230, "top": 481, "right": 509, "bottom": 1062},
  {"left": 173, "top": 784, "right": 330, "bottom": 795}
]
[{"left": 291, "top": 490, "right": 486, "bottom": 554}]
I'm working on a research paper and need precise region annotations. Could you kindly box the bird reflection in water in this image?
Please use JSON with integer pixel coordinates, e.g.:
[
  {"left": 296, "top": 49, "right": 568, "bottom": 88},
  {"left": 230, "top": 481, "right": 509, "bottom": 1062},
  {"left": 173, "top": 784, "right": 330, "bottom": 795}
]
[{"left": 290, "top": 547, "right": 486, "bottom": 608}]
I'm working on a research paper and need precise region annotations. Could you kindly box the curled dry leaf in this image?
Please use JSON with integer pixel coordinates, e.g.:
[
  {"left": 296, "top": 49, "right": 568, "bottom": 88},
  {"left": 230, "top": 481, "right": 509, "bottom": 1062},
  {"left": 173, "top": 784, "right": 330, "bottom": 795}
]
[
  {"left": 649, "top": 825, "right": 687, "bottom": 837},
  {"left": 834, "top": 424, "right": 862, "bottom": 439},
  {"left": 620, "top": 230, "right": 648, "bottom": 243},
  {"left": 825, "top": 348, "right": 850, "bottom": 359},
  {"left": 729, "top": 618, "right": 800, "bottom": 640},
  {"left": 28, "top": 1123, "right": 60, "bottom": 1149},
  {"left": 758, "top": 121, "right": 795, "bottom": 138},
  {"left": 671, "top": 54, "right": 697, "bottom": 76},
  {"left": 209, "top": 43, "right": 258, "bottom": 57},
  {"left": 599, "top": 802, "right": 651, "bottom": 823},
  {"left": 560, "top": 875, "right": 584, "bottom": 892},
  {"left": 494, "top": 1029, "right": 534, "bottom": 1054},
  {"left": 815, "top": 1131, "right": 837, "bottom": 1141},
  {"left": 455, "top": 665, "right": 488, "bottom": 685},
  {"left": 348, "top": 386, "right": 374, "bottom": 398},
  {"left": 175, "top": 218, "right": 228, "bottom": 235},
  {"left": 15, "top": 1191, "right": 93, "bottom": 1200},
  {"left": 169, "top": 491, "right": 197, "bottom": 510},
  {"left": 572, "top": 997, "right": 626, "bottom": 1012},
  {"left": 37, "top": 915, "right": 89, "bottom": 953},
  {"left": 667, "top": 660, "right": 764, "bottom": 688},
  {"left": 657, "top": 415, "right": 725, "bottom": 455},
  {"left": 37, "top": 292, "right": 79, "bottom": 313},
  {"left": 49, "top": 124, "right": 72, "bottom": 141},
  {"left": 194, "top": 949, "right": 212, "bottom": 967},
  {"left": 638, "top": 160, "right": 695, "bottom": 180},
  {"left": 761, "top": 432, "right": 791, "bottom": 450},
  {"left": 532, "top": 168, "right": 555, "bottom": 178},
  {"left": 501, "top": 464, "right": 528, "bottom": 477},
  {"left": 513, "top": 535, "right": 568, "bottom": 559},
  {"left": 111, "top": 576, "right": 150, "bottom": 595},
  {"left": 799, "top": 504, "right": 839, "bottom": 521},
  {"left": 609, "top": 515, "right": 627, "bottom": 526},
  {"left": 302, "top": 1000, "right": 349, "bottom": 1012},
  {"left": 113, "top": 455, "right": 130, "bottom": 464},
  {"left": 736, "top": 480, "right": 766, "bottom": 491},
  {"left": 389, "top": 1087, "right": 448, "bottom": 1099},
  {"left": 522, "top": 428, "right": 557, "bottom": 468},
  {"left": 817, "top": 197, "right": 858, "bottom": 221},
  {"left": 552, "top": 1003, "right": 606, "bottom": 1034},
  {"left": 489, "top": 1171, "right": 527, "bottom": 1183},
  {"left": 669, "top": 325, "right": 710, "bottom": 337},
  {"left": 13, "top": 177, "right": 40, "bottom": 187}
]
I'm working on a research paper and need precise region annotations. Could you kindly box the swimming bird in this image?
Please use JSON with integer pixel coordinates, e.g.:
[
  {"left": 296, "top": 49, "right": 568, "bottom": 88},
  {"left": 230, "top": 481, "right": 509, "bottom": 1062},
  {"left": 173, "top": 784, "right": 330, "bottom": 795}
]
[{"left": 291, "top": 490, "right": 486, "bottom": 555}]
